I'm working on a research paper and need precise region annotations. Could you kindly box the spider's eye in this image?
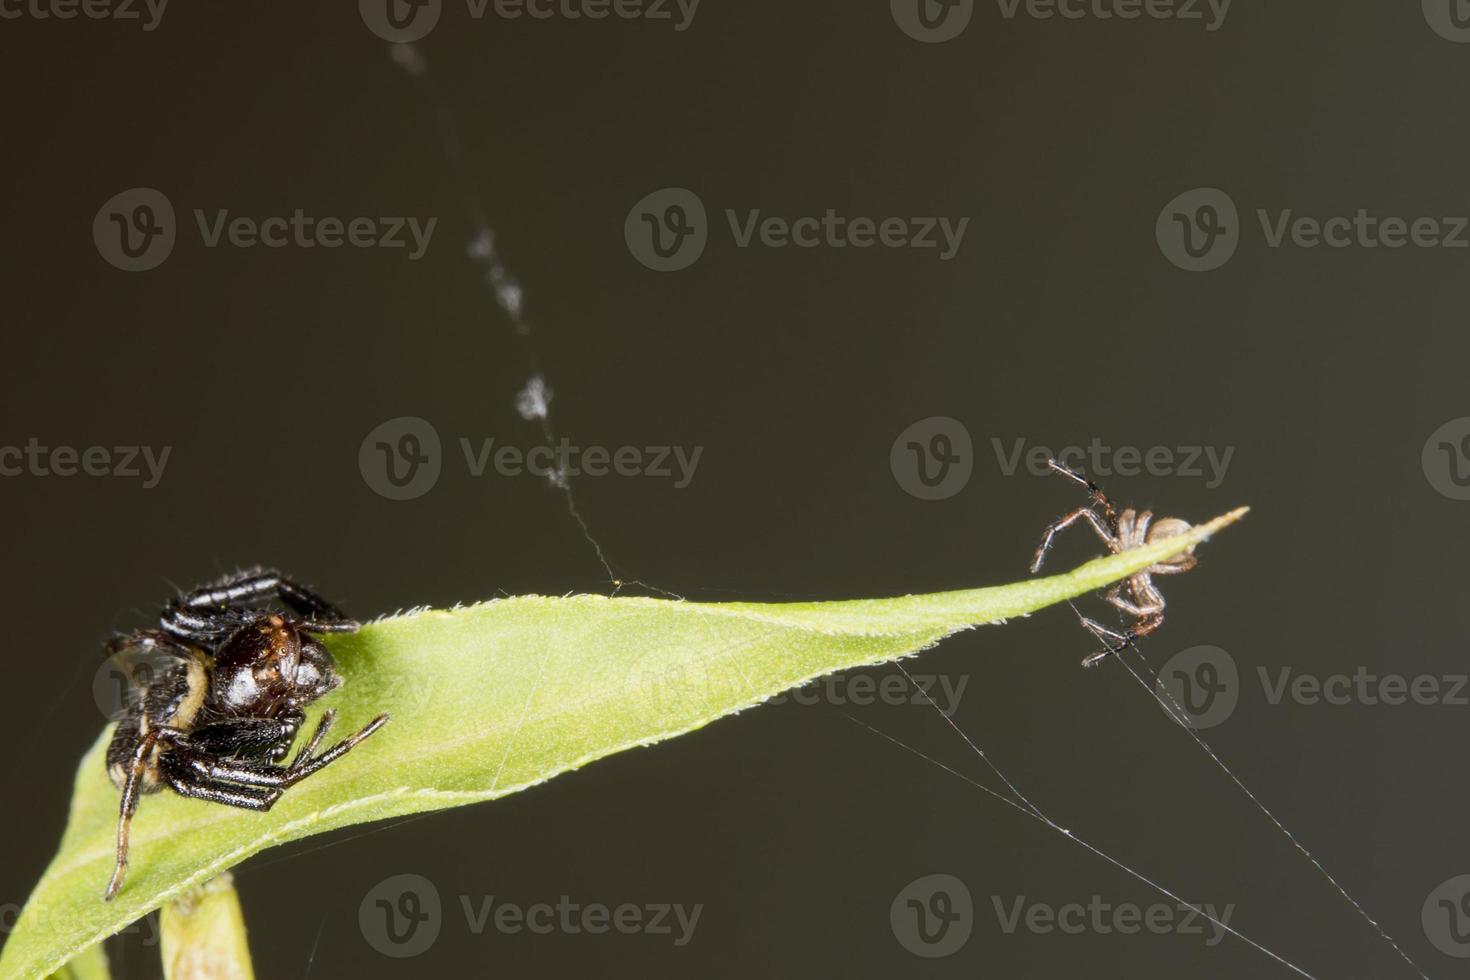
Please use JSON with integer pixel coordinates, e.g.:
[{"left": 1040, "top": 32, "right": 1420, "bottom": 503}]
[{"left": 252, "top": 616, "right": 302, "bottom": 685}]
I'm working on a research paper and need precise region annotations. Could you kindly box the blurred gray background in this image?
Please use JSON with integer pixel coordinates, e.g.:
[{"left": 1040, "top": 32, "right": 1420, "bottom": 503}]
[{"left": 2, "top": 2, "right": 1469, "bottom": 977}]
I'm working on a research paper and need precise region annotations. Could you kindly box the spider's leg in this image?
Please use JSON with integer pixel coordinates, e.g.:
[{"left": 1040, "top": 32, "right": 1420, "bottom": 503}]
[
  {"left": 184, "top": 713, "right": 305, "bottom": 763},
  {"left": 160, "top": 605, "right": 254, "bottom": 643},
  {"left": 292, "top": 709, "right": 337, "bottom": 763},
  {"left": 1045, "top": 458, "right": 1118, "bottom": 523},
  {"left": 180, "top": 569, "right": 352, "bottom": 623},
  {"left": 1078, "top": 617, "right": 1133, "bottom": 668},
  {"left": 174, "top": 713, "right": 388, "bottom": 789},
  {"left": 104, "top": 730, "right": 160, "bottom": 901},
  {"left": 163, "top": 570, "right": 356, "bottom": 642},
  {"left": 296, "top": 618, "right": 361, "bottom": 635},
  {"left": 1031, "top": 507, "right": 1117, "bottom": 573},
  {"left": 1126, "top": 612, "right": 1165, "bottom": 641},
  {"left": 282, "top": 712, "right": 388, "bottom": 785},
  {"left": 1133, "top": 575, "right": 1166, "bottom": 611},
  {"left": 104, "top": 629, "right": 194, "bottom": 661},
  {"left": 1147, "top": 555, "right": 1198, "bottom": 575},
  {"left": 1104, "top": 576, "right": 1166, "bottom": 618},
  {"left": 160, "top": 752, "right": 283, "bottom": 810}
]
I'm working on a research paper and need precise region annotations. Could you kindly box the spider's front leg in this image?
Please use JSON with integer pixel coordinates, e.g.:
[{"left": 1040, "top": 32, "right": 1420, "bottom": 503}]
[
  {"left": 164, "top": 569, "right": 359, "bottom": 640},
  {"left": 1030, "top": 506, "right": 1118, "bottom": 574},
  {"left": 174, "top": 710, "right": 390, "bottom": 790}
]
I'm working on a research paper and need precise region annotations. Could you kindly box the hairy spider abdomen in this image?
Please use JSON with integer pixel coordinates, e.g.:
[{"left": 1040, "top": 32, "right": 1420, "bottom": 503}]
[{"left": 105, "top": 656, "right": 208, "bottom": 792}]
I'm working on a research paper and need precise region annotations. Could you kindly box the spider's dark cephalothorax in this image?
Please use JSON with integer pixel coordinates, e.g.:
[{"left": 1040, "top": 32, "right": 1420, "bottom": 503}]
[
  {"left": 102, "top": 569, "right": 389, "bottom": 901},
  {"left": 1029, "top": 459, "right": 1199, "bottom": 668}
]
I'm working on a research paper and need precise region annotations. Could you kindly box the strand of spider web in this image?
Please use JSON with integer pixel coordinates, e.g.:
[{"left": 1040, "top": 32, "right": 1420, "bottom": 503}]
[
  {"left": 844, "top": 710, "right": 1319, "bottom": 980},
  {"left": 386, "top": 42, "right": 642, "bottom": 593},
  {"left": 1070, "top": 598, "right": 1431, "bottom": 980},
  {"left": 894, "top": 661, "right": 1044, "bottom": 820}
]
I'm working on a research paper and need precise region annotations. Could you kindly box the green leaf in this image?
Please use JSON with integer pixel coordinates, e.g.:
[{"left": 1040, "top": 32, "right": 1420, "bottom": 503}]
[
  {"left": 1, "top": 507, "right": 1246, "bottom": 979},
  {"left": 43, "top": 942, "right": 108, "bottom": 980}
]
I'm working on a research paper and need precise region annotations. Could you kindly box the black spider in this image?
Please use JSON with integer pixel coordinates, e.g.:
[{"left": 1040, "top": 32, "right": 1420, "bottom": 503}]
[{"left": 102, "top": 569, "right": 389, "bottom": 901}]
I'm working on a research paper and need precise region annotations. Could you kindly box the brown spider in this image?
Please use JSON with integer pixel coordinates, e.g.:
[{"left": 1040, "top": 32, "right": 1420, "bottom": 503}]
[{"left": 1030, "top": 459, "right": 1198, "bottom": 667}]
